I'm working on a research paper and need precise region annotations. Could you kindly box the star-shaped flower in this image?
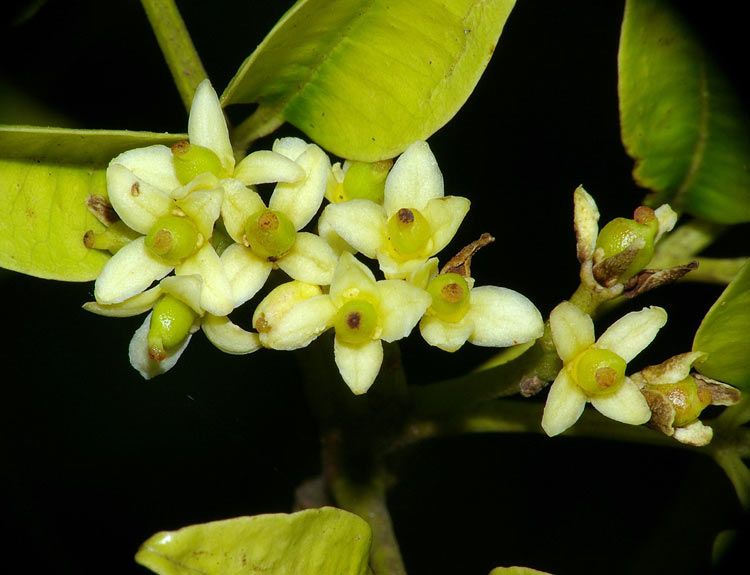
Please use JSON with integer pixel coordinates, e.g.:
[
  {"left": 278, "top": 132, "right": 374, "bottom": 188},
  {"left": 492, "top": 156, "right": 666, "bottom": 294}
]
[
  {"left": 320, "top": 141, "right": 470, "bottom": 279},
  {"left": 251, "top": 252, "right": 431, "bottom": 394},
  {"left": 541, "top": 301, "right": 667, "bottom": 436}
]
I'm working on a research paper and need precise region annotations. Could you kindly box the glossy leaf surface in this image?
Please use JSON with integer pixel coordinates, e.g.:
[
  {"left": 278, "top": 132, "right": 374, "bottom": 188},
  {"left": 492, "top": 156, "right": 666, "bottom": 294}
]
[
  {"left": 618, "top": 0, "right": 750, "bottom": 223},
  {"left": 223, "top": 0, "right": 516, "bottom": 161},
  {"left": 693, "top": 260, "right": 750, "bottom": 389},
  {"left": 0, "top": 126, "right": 184, "bottom": 280},
  {"left": 136, "top": 507, "right": 372, "bottom": 575}
]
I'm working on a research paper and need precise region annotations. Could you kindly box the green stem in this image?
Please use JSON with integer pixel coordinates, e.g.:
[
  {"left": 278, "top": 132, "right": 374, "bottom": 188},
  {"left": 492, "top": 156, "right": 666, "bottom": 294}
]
[
  {"left": 650, "top": 218, "right": 727, "bottom": 268},
  {"left": 140, "top": 0, "right": 208, "bottom": 112}
]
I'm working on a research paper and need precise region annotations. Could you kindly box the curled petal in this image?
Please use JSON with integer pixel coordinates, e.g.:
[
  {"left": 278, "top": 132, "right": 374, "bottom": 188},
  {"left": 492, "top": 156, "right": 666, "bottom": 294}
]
[
  {"left": 654, "top": 204, "right": 678, "bottom": 242},
  {"left": 159, "top": 274, "right": 205, "bottom": 315},
  {"left": 220, "top": 244, "right": 273, "bottom": 306},
  {"left": 321, "top": 201, "right": 385, "bottom": 258},
  {"left": 176, "top": 187, "right": 223, "bottom": 240},
  {"left": 176, "top": 244, "right": 233, "bottom": 316},
  {"left": 234, "top": 150, "right": 305, "bottom": 185},
  {"left": 277, "top": 232, "right": 338, "bottom": 285},
  {"left": 419, "top": 314, "right": 474, "bottom": 352},
  {"left": 590, "top": 378, "right": 652, "bottom": 425},
  {"left": 549, "top": 301, "right": 596, "bottom": 362},
  {"left": 673, "top": 420, "right": 713, "bottom": 446},
  {"left": 334, "top": 337, "right": 384, "bottom": 395},
  {"left": 541, "top": 370, "right": 588, "bottom": 437},
  {"left": 82, "top": 285, "right": 162, "bottom": 318},
  {"left": 107, "top": 162, "right": 173, "bottom": 234},
  {"left": 317, "top": 206, "right": 356, "bottom": 255},
  {"left": 376, "top": 248, "right": 432, "bottom": 280},
  {"left": 573, "top": 185, "right": 599, "bottom": 263},
  {"left": 596, "top": 306, "right": 667, "bottom": 362},
  {"left": 423, "top": 196, "right": 471, "bottom": 255},
  {"left": 129, "top": 313, "right": 194, "bottom": 380},
  {"left": 635, "top": 351, "right": 707, "bottom": 386},
  {"left": 406, "top": 257, "right": 439, "bottom": 290},
  {"left": 220, "top": 180, "right": 266, "bottom": 243},
  {"left": 329, "top": 252, "right": 379, "bottom": 306},
  {"left": 257, "top": 294, "right": 335, "bottom": 351},
  {"left": 384, "top": 141, "right": 443, "bottom": 216},
  {"left": 110, "top": 145, "right": 181, "bottom": 194},
  {"left": 272, "top": 136, "right": 309, "bottom": 160},
  {"left": 270, "top": 144, "right": 330, "bottom": 230},
  {"left": 377, "top": 280, "right": 432, "bottom": 342},
  {"left": 188, "top": 79, "right": 234, "bottom": 172},
  {"left": 466, "top": 286, "right": 544, "bottom": 348},
  {"left": 94, "top": 237, "right": 173, "bottom": 304},
  {"left": 202, "top": 314, "right": 261, "bottom": 355}
]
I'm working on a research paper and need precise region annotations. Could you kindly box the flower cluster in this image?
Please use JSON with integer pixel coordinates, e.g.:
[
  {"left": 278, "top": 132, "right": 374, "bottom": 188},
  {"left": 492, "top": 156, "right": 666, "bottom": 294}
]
[{"left": 84, "top": 79, "right": 544, "bottom": 392}]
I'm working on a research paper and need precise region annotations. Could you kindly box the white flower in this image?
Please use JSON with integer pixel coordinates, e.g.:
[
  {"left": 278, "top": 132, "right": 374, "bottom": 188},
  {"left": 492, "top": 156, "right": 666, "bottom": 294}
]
[
  {"left": 418, "top": 268, "right": 544, "bottom": 352},
  {"left": 541, "top": 301, "right": 667, "bottom": 437},
  {"left": 320, "top": 141, "right": 470, "bottom": 279},
  {"left": 252, "top": 252, "right": 431, "bottom": 394}
]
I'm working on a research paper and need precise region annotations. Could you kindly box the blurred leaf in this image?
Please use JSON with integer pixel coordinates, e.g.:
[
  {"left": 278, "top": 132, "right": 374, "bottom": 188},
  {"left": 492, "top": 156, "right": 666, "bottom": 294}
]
[
  {"left": 713, "top": 450, "right": 750, "bottom": 509},
  {"left": 489, "top": 568, "right": 552, "bottom": 575},
  {"left": 618, "top": 0, "right": 750, "bottom": 223},
  {"left": 135, "top": 507, "right": 372, "bottom": 575},
  {"left": 0, "top": 126, "right": 184, "bottom": 281},
  {"left": 693, "top": 260, "right": 750, "bottom": 389},
  {"left": 223, "top": 0, "right": 516, "bottom": 161}
]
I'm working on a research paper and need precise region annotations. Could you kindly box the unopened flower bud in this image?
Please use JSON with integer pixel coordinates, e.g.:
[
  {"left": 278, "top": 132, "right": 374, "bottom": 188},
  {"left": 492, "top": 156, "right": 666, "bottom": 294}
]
[
  {"left": 147, "top": 295, "right": 198, "bottom": 361},
  {"left": 145, "top": 214, "right": 201, "bottom": 264},
  {"left": 83, "top": 221, "right": 140, "bottom": 254},
  {"left": 386, "top": 207, "right": 432, "bottom": 258},
  {"left": 426, "top": 272, "right": 471, "bottom": 323},
  {"left": 171, "top": 140, "right": 227, "bottom": 185},
  {"left": 643, "top": 375, "right": 711, "bottom": 428},
  {"left": 244, "top": 208, "right": 297, "bottom": 260}
]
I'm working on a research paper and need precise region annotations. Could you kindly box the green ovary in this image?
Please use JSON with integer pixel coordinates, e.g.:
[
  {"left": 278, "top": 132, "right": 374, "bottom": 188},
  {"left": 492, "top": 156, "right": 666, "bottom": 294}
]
[
  {"left": 145, "top": 214, "right": 200, "bottom": 264},
  {"left": 571, "top": 347, "right": 627, "bottom": 396},
  {"left": 334, "top": 299, "right": 379, "bottom": 345},
  {"left": 147, "top": 295, "right": 198, "bottom": 361},
  {"left": 386, "top": 207, "right": 432, "bottom": 259},
  {"left": 245, "top": 209, "right": 297, "bottom": 260},
  {"left": 647, "top": 376, "right": 711, "bottom": 427},
  {"left": 427, "top": 273, "right": 471, "bottom": 323},
  {"left": 595, "top": 215, "right": 658, "bottom": 280},
  {"left": 341, "top": 159, "right": 392, "bottom": 203},
  {"left": 171, "top": 141, "right": 227, "bottom": 185}
]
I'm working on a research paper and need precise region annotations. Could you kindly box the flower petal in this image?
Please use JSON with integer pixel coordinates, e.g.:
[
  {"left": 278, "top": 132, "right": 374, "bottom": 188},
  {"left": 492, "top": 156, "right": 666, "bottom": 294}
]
[
  {"left": 110, "top": 145, "right": 181, "bottom": 193},
  {"left": 256, "top": 292, "right": 335, "bottom": 351},
  {"left": 159, "top": 274, "right": 205, "bottom": 314},
  {"left": 573, "top": 185, "right": 599, "bottom": 263},
  {"left": 419, "top": 314, "right": 474, "bottom": 352},
  {"left": 220, "top": 243, "right": 273, "bottom": 306},
  {"left": 220, "top": 180, "right": 266, "bottom": 243},
  {"left": 82, "top": 285, "right": 163, "bottom": 317},
  {"left": 541, "top": 370, "right": 588, "bottom": 437},
  {"left": 202, "top": 314, "right": 261, "bottom": 355},
  {"left": 334, "top": 337, "right": 383, "bottom": 395},
  {"left": 636, "top": 351, "right": 707, "bottom": 386},
  {"left": 377, "top": 280, "right": 431, "bottom": 342},
  {"left": 321, "top": 201, "right": 385, "bottom": 258},
  {"left": 188, "top": 79, "right": 234, "bottom": 172},
  {"left": 272, "top": 136, "right": 309, "bottom": 160},
  {"left": 654, "top": 204, "right": 678, "bottom": 242},
  {"left": 422, "top": 196, "right": 471, "bottom": 255},
  {"left": 129, "top": 313, "right": 194, "bottom": 380},
  {"left": 94, "top": 237, "right": 173, "bottom": 304},
  {"left": 384, "top": 141, "right": 443, "bottom": 215},
  {"left": 234, "top": 150, "right": 305, "bottom": 185},
  {"left": 375, "top": 248, "right": 430, "bottom": 280},
  {"left": 316, "top": 205, "right": 356, "bottom": 255},
  {"left": 329, "top": 252, "right": 379, "bottom": 306},
  {"left": 176, "top": 187, "right": 223, "bottom": 240},
  {"left": 270, "top": 143, "right": 330, "bottom": 230},
  {"left": 466, "top": 286, "right": 544, "bottom": 347},
  {"left": 596, "top": 306, "right": 667, "bottom": 362},
  {"left": 277, "top": 232, "right": 338, "bottom": 285},
  {"left": 549, "top": 301, "right": 595, "bottom": 362},
  {"left": 176, "top": 244, "right": 233, "bottom": 316},
  {"left": 590, "top": 378, "right": 652, "bottom": 425},
  {"left": 106, "top": 162, "right": 173, "bottom": 234}
]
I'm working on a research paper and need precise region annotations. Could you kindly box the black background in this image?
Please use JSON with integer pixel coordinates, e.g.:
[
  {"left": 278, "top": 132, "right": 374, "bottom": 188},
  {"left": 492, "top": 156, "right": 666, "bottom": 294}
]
[{"left": 1, "top": 1, "right": 749, "bottom": 574}]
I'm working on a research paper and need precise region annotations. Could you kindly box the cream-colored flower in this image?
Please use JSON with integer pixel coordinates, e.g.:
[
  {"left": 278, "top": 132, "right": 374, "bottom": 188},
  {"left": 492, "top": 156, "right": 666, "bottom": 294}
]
[
  {"left": 320, "top": 141, "right": 469, "bottom": 279},
  {"left": 541, "top": 301, "right": 667, "bottom": 436},
  {"left": 251, "top": 252, "right": 431, "bottom": 394}
]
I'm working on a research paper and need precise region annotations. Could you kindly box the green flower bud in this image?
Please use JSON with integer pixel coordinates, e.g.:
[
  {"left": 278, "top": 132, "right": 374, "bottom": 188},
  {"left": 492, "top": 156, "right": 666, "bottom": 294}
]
[
  {"left": 147, "top": 295, "right": 198, "bottom": 361},
  {"left": 145, "top": 214, "right": 201, "bottom": 264},
  {"left": 341, "top": 159, "right": 392, "bottom": 203},
  {"left": 244, "top": 209, "right": 297, "bottom": 260},
  {"left": 171, "top": 140, "right": 227, "bottom": 185},
  {"left": 595, "top": 207, "right": 658, "bottom": 281},
  {"left": 571, "top": 347, "right": 627, "bottom": 396},
  {"left": 334, "top": 299, "right": 379, "bottom": 345},
  {"left": 386, "top": 207, "right": 432, "bottom": 258},
  {"left": 645, "top": 375, "right": 711, "bottom": 427},
  {"left": 427, "top": 272, "right": 471, "bottom": 323}
]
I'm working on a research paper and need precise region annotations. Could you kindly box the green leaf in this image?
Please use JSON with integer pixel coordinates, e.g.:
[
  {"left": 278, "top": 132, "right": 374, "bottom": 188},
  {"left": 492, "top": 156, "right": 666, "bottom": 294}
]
[
  {"left": 135, "top": 507, "right": 372, "bottom": 575},
  {"left": 0, "top": 126, "right": 184, "bottom": 281},
  {"left": 489, "top": 568, "right": 553, "bottom": 575},
  {"left": 618, "top": 0, "right": 750, "bottom": 223},
  {"left": 223, "top": 0, "right": 516, "bottom": 161},
  {"left": 693, "top": 260, "right": 750, "bottom": 389}
]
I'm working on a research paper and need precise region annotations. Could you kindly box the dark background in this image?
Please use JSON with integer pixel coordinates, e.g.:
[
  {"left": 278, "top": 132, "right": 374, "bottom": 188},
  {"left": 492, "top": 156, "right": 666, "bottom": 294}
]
[{"left": 1, "top": 1, "right": 748, "bottom": 574}]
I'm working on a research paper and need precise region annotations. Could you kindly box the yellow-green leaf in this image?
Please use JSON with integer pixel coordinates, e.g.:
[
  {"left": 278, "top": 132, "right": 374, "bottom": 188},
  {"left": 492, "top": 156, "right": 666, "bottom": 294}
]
[
  {"left": 135, "top": 507, "right": 372, "bottom": 575},
  {"left": 618, "top": 0, "right": 750, "bottom": 223},
  {"left": 223, "top": 0, "right": 516, "bottom": 161},
  {"left": 0, "top": 126, "right": 184, "bottom": 281},
  {"left": 489, "top": 568, "right": 553, "bottom": 575},
  {"left": 693, "top": 260, "right": 750, "bottom": 390}
]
